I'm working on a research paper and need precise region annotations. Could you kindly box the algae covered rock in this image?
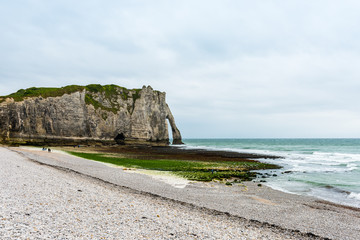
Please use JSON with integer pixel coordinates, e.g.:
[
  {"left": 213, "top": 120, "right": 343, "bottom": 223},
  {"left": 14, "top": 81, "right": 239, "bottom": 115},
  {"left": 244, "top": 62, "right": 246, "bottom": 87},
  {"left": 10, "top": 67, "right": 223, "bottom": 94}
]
[{"left": 0, "top": 84, "right": 183, "bottom": 146}]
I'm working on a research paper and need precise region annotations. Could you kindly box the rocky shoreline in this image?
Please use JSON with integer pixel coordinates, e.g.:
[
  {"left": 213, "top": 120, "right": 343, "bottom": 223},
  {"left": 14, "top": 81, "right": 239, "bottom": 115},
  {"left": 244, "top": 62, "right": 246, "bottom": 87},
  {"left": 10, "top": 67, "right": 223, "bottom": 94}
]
[
  {"left": 1, "top": 146, "right": 360, "bottom": 239},
  {"left": 95, "top": 145, "right": 282, "bottom": 161}
]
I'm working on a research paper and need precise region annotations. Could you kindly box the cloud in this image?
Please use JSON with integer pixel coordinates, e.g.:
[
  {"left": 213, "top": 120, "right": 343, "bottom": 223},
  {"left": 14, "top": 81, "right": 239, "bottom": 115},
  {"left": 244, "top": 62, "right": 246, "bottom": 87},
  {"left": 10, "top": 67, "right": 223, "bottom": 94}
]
[{"left": 1, "top": 0, "right": 360, "bottom": 137}]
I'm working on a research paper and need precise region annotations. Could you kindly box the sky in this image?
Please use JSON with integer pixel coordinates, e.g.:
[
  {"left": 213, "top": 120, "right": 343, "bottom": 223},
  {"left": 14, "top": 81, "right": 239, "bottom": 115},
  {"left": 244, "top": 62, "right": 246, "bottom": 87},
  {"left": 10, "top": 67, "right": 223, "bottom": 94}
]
[{"left": 1, "top": 0, "right": 360, "bottom": 138}]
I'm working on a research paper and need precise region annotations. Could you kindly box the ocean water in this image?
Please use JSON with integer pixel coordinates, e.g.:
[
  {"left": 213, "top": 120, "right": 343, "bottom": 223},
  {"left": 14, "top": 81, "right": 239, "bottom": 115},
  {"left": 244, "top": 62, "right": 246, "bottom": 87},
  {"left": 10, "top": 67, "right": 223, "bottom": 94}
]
[{"left": 180, "top": 138, "right": 360, "bottom": 208}]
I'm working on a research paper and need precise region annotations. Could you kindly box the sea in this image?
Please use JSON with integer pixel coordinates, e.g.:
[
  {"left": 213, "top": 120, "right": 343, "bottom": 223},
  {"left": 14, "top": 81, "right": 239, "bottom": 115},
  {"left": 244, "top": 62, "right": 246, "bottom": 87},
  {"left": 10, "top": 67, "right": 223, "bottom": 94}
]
[{"left": 180, "top": 138, "right": 360, "bottom": 208}]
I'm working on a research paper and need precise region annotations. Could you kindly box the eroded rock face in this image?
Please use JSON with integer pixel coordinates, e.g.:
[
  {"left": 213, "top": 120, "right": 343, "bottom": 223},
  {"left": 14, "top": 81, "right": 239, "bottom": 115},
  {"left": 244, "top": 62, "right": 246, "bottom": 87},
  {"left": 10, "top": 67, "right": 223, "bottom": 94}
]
[{"left": 0, "top": 85, "right": 183, "bottom": 146}]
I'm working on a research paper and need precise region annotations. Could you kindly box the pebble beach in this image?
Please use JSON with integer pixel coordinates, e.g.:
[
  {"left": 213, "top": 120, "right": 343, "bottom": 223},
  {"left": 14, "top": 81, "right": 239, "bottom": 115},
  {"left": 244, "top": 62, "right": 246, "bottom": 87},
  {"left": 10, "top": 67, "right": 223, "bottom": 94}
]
[{"left": 1, "top": 146, "right": 359, "bottom": 239}]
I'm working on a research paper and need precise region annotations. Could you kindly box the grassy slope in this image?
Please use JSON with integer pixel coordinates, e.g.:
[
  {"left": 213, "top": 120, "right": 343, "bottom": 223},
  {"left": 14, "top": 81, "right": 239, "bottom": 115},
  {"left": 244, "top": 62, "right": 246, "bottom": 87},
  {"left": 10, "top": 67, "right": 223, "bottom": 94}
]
[{"left": 68, "top": 151, "right": 280, "bottom": 182}]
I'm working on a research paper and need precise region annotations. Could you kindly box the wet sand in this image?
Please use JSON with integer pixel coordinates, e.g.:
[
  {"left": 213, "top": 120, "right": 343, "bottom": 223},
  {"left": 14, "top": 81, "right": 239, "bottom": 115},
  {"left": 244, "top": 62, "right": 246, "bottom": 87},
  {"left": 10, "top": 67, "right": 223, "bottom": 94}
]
[{"left": 2, "top": 146, "right": 360, "bottom": 239}]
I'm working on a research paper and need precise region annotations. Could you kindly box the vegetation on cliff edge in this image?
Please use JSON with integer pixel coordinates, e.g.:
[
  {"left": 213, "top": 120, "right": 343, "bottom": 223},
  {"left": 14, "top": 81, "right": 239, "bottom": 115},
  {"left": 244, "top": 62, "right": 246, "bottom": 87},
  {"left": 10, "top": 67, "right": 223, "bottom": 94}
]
[
  {"left": 0, "top": 85, "right": 84, "bottom": 102},
  {"left": 0, "top": 84, "right": 142, "bottom": 114}
]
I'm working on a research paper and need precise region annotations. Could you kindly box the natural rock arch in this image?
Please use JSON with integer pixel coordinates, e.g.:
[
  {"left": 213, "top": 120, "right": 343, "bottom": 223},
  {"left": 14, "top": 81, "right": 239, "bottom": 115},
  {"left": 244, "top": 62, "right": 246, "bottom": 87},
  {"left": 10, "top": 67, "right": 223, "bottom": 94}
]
[{"left": 165, "top": 104, "right": 183, "bottom": 145}]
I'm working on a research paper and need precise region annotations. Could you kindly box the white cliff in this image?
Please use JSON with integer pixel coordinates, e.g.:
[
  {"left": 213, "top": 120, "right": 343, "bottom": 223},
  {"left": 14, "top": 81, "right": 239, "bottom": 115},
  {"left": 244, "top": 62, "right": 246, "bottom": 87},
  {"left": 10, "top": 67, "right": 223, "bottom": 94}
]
[{"left": 0, "top": 84, "right": 183, "bottom": 146}]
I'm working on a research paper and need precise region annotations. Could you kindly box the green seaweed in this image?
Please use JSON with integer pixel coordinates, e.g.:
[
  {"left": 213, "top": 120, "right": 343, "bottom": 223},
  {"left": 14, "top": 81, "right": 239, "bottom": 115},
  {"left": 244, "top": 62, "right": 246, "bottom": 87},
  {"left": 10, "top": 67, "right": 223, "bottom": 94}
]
[{"left": 67, "top": 151, "right": 279, "bottom": 182}]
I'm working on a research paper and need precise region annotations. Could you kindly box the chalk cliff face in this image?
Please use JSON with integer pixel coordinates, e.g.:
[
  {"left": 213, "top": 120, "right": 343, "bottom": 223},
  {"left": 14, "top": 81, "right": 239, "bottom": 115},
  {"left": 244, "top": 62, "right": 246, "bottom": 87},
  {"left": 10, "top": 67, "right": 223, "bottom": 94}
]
[{"left": 0, "top": 84, "right": 183, "bottom": 146}]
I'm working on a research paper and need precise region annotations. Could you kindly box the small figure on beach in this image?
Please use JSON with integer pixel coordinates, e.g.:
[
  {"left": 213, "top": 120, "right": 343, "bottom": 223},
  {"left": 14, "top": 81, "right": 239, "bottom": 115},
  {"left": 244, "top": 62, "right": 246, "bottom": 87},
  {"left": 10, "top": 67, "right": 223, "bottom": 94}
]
[{"left": 48, "top": 148, "right": 51, "bottom": 152}]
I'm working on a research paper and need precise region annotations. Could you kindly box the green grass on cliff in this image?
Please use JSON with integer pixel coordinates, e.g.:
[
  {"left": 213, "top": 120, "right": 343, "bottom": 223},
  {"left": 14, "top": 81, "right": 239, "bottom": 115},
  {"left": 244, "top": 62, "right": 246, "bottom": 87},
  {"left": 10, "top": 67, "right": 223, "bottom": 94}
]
[
  {"left": 1, "top": 85, "right": 85, "bottom": 102},
  {"left": 0, "top": 84, "right": 141, "bottom": 102},
  {"left": 68, "top": 151, "right": 279, "bottom": 182},
  {"left": 0, "top": 84, "right": 143, "bottom": 114}
]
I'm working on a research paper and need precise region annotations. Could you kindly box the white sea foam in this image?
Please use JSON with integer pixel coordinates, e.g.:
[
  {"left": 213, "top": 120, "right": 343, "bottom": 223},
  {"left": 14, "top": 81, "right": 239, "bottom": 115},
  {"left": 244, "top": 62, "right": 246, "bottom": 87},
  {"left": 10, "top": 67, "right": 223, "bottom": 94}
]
[
  {"left": 183, "top": 139, "right": 360, "bottom": 208},
  {"left": 348, "top": 192, "right": 360, "bottom": 201},
  {"left": 182, "top": 142, "right": 360, "bottom": 173}
]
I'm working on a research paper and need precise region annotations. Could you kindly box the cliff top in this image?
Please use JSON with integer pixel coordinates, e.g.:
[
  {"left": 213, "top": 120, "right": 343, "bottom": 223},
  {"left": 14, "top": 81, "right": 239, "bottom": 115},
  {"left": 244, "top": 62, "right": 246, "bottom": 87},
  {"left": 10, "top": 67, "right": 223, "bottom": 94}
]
[{"left": 0, "top": 84, "right": 145, "bottom": 103}]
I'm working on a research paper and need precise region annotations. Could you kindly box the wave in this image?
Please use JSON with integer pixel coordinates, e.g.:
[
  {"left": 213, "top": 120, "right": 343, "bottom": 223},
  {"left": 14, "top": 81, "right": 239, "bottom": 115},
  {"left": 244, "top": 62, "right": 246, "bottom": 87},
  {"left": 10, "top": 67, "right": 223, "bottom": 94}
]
[
  {"left": 289, "top": 179, "right": 353, "bottom": 192},
  {"left": 181, "top": 142, "right": 360, "bottom": 173},
  {"left": 349, "top": 192, "right": 360, "bottom": 201},
  {"left": 266, "top": 178, "right": 360, "bottom": 208},
  {"left": 181, "top": 140, "right": 360, "bottom": 208},
  {"left": 179, "top": 143, "right": 281, "bottom": 156}
]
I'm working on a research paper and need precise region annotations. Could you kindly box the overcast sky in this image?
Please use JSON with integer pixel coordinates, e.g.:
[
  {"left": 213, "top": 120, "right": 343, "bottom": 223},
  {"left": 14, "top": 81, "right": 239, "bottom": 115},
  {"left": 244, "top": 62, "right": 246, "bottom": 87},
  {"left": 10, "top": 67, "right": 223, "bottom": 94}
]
[{"left": 1, "top": 1, "right": 360, "bottom": 138}]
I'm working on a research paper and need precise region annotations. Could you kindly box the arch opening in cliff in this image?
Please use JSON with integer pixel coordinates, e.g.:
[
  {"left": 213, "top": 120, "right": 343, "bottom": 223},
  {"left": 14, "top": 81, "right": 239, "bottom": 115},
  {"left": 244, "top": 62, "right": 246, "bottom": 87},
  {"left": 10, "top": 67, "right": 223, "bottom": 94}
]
[
  {"left": 114, "top": 133, "right": 125, "bottom": 145},
  {"left": 165, "top": 116, "right": 183, "bottom": 145}
]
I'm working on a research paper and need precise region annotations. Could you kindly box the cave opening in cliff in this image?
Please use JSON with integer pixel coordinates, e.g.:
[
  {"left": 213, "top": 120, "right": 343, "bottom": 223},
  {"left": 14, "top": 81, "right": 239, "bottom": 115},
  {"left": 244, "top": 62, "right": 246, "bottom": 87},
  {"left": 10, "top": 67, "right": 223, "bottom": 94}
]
[{"left": 114, "top": 133, "right": 125, "bottom": 144}]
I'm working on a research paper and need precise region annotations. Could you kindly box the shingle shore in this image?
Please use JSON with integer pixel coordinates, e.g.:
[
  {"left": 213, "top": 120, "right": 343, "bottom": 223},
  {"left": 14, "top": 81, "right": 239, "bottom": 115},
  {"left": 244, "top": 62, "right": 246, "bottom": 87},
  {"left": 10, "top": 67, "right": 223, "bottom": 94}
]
[
  {"left": 0, "top": 147, "right": 309, "bottom": 239},
  {"left": 2, "top": 147, "right": 359, "bottom": 239}
]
